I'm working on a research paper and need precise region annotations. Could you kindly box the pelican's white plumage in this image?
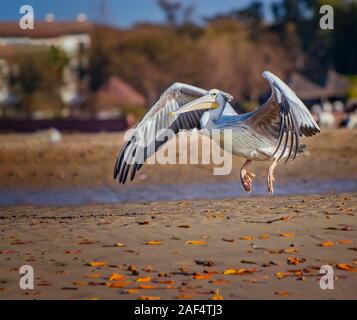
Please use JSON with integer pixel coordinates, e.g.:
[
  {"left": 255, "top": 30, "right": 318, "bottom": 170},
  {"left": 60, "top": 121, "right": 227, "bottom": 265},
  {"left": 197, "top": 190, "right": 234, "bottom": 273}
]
[{"left": 114, "top": 71, "right": 320, "bottom": 194}]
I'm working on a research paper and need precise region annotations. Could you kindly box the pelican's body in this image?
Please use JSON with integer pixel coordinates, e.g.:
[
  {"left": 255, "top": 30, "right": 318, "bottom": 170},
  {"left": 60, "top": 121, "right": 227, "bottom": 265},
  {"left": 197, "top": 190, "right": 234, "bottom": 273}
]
[{"left": 114, "top": 71, "right": 320, "bottom": 194}]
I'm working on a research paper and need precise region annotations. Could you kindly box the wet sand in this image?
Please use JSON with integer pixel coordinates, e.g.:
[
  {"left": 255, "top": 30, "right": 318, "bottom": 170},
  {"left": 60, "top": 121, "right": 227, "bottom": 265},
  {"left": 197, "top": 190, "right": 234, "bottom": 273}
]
[{"left": 0, "top": 129, "right": 357, "bottom": 299}]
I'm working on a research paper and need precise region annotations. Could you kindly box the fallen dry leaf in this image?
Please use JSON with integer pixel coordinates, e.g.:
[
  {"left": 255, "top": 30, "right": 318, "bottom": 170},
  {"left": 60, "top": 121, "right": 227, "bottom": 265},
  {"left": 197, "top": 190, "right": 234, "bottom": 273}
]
[
  {"left": 126, "top": 289, "right": 139, "bottom": 294},
  {"left": 109, "top": 273, "right": 126, "bottom": 281},
  {"left": 338, "top": 239, "right": 353, "bottom": 244},
  {"left": 136, "top": 276, "right": 151, "bottom": 283},
  {"left": 176, "top": 295, "right": 193, "bottom": 299},
  {"left": 240, "top": 236, "right": 253, "bottom": 241},
  {"left": 85, "top": 273, "right": 101, "bottom": 279},
  {"left": 280, "top": 232, "right": 295, "bottom": 237},
  {"left": 145, "top": 240, "right": 162, "bottom": 245},
  {"left": 194, "top": 273, "right": 212, "bottom": 280},
  {"left": 274, "top": 291, "right": 290, "bottom": 296},
  {"left": 106, "top": 281, "right": 131, "bottom": 288},
  {"left": 320, "top": 241, "right": 335, "bottom": 247},
  {"left": 336, "top": 263, "right": 357, "bottom": 272},
  {"left": 138, "top": 284, "right": 157, "bottom": 289},
  {"left": 222, "top": 238, "right": 235, "bottom": 243},
  {"left": 116, "top": 242, "right": 125, "bottom": 247},
  {"left": 259, "top": 234, "right": 270, "bottom": 239},
  {"left": 275, "top": 272, "right": 291, "bottom": 279},
  {"left": 211, "top": 289, "right": 224, "bottom": 300},
  {"left": 88, "top": 261, "right": 108, "bottom": 267},
  {"left": 185, "top": 240, "right": 207, "bottom": 245},
  {"left": 287, "top": 257, "right": 306, "bottom": 265},
  {"left": 210, "top": 279, "right": 230, "bottom": 285},
  {"left": 223, "top": 268, "right": 256, "bottom": 275},
  {"left": 73, "top": 281, "right": 87, "bottom": 286},
  {"left": 140, "top": 296, "right": 160, "bottom": 300}
]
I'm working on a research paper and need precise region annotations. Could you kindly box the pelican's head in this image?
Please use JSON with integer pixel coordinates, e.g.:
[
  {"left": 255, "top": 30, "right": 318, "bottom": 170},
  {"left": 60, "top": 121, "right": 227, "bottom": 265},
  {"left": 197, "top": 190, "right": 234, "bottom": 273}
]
[{"left": 171, "top": 89, "right": 233, "bottom": 116}]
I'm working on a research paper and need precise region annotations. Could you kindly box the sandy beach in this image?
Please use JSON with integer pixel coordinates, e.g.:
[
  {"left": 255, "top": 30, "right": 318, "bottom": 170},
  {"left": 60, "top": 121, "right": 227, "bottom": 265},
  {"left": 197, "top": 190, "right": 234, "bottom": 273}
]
[
  {"left": 0, "top": 193, "right": 356, "bottom": 300},
  {"left": 0, "top": 129, "right": 357, "bottom": 300}
]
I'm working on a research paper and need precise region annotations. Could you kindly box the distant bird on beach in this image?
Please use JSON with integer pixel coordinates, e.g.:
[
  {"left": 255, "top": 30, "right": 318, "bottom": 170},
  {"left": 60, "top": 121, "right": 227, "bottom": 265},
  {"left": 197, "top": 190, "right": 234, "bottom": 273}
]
[{"left": 114, "top": 71, "right": 320, "bottom": 194}]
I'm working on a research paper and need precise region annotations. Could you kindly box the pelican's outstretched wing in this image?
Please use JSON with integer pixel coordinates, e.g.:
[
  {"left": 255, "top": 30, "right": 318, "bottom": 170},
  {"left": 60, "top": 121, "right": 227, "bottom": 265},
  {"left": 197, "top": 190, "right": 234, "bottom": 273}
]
[
  {"left": 114, "top": 82, "right": 207, "bottom": 184},
  {"left": 245, "top": 71, "right": 320, "bottom": 162}
]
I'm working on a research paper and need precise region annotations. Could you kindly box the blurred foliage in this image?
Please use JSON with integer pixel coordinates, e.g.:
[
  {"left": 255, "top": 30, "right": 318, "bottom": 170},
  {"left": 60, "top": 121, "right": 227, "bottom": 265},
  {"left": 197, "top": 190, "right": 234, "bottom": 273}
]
[
  {"left": 9, "top": 47, "right": 68, "bottom": 117},
  {"left": 88, "top": 20, "right": 291, "bottom": 108},
  {"left": 271, "top": 0, "right": 357, "bottom": 82},
  {"left": 347, "top": 76, "right": 357, "bottom": 99}
]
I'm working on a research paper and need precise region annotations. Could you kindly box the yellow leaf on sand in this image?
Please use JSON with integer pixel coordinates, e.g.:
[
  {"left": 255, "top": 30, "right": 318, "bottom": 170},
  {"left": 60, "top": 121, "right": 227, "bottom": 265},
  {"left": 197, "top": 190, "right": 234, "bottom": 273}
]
[
  {"left": 259, "top": 234, "right": 270, "bottom": 239},
  {"left": 320, "top": 241, "right": 335, "bottom": 247},
  {"left": 109, "top": 273, "right": 126, "bottom": 281},
  {"left": 85, "top": 297, "right": 100, "bottom": 300},
  {"left": 280, "top": 233, "right": 295, "bottom": 237},
  {"left": 275, "top": 291, "right": 290, "bottom": 296},
  {"left": 223, "top": 268, "right": 256, "bottom": 275},
  {"left": 211, "top": 289, "right": 224, "bottom": 300},
  {"left": 275, "top": 272, "right": 291, "bottom": 279},
  {"left": 140, "top": 296, "right": 160, "bottom": 300},
  {"left": 88, "top": 261, "right": 108, "bottom": 267},
  {"left": 116, "top": 242, "right": 125, "bottom": 247},
  {"left": 240, "top": 236, "right": 253, "bottom": 241},
  {"left": 337, "top": 263, "right": 357, "bottom": 272},
  {"left": 136, "top": 276, "right": 151, "bottom": 283},
  {"left": 145, "top": 241, "right": 162, "bottom": 245},
  {"left": 185, "top": 240, "right": 207, "bottom": 245}
]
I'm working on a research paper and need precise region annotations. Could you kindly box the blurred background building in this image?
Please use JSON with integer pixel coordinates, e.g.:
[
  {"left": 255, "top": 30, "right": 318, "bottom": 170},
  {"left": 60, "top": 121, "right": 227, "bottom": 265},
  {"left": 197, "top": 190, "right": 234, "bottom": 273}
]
[{"left": 0, "top": 0, "right": 356, "bottom": 131}]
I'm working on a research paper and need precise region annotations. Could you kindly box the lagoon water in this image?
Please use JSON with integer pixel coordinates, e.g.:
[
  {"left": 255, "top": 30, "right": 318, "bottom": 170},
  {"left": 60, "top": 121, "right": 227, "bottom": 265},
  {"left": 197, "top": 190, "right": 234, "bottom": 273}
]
[{"left": 0, "top": 179, "right": 356, "bottom": 207}]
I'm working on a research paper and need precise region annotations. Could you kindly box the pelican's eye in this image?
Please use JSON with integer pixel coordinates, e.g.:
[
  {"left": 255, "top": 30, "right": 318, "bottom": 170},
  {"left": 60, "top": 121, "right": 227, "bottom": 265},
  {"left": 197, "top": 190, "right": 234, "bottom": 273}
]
[{"left": 211, "top": 92, "right": 217, "bottom": 97}]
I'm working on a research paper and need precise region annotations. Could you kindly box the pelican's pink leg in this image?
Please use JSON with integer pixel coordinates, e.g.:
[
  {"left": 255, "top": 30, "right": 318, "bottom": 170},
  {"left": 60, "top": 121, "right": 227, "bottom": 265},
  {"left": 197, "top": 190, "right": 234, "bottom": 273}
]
[
  {"left": 240, "top": 160, "right": 256, "bottom": 192},
  {"left": 267, "top": 158, "right": 279, "bottom": 195}
]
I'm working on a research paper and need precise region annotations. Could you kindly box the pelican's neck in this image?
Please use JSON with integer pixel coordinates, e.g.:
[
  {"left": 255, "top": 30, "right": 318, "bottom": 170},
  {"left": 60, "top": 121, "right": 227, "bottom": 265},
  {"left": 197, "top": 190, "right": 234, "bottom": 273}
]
[{"left": 200, "top": 101, "right": 226, "bottom": 128}]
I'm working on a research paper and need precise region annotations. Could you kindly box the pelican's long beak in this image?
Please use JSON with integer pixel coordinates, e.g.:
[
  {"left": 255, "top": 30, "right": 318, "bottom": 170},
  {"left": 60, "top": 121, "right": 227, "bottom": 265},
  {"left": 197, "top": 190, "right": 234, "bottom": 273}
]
[{"left": 170, "top": 95, "right": 219, "bottom": 116}]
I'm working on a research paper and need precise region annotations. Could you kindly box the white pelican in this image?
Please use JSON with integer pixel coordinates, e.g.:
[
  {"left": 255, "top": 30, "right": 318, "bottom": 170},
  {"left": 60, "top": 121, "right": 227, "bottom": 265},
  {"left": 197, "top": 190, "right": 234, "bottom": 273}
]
[{"left": 114, "top": 71, "right": 320, "bottom": 194}]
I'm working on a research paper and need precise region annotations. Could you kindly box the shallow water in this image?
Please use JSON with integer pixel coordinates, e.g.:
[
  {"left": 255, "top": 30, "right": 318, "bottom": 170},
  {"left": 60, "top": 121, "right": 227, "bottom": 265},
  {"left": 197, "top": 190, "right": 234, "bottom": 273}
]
[{"left": 0, "top": 179, "right": 356, "bottom": 207}]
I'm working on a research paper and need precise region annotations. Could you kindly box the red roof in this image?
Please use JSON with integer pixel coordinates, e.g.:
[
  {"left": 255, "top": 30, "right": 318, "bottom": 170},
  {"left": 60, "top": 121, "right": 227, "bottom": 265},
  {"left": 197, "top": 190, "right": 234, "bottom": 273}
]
[
  {"left": 0, "top": 21, "right": 92, "bottom": 38},
  {"left": 91, "top": 76, "right": 146, "bottom": 110}
]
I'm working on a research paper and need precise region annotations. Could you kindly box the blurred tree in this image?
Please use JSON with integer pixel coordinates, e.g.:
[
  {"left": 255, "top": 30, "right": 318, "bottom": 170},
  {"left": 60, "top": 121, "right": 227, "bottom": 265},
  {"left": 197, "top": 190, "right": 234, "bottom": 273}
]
[
  {"left": 157, "top": 0, "right": 182, "bottom": 26},
  {"left": 271, "top": 0, "right": 357, "bottom": 79},
  {"left": 13, "top": 47, "right": 69, "bottom": 118}
]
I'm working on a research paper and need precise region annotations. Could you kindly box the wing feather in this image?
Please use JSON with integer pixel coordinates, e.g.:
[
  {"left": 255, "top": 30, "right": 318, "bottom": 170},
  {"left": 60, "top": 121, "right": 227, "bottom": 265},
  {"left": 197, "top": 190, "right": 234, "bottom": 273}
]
[
  {"left": 245, "top": 71, "right": 320, "bottom": 161},
  {"left": 113, "top": 82, "right": 207, "bottom": 183}
]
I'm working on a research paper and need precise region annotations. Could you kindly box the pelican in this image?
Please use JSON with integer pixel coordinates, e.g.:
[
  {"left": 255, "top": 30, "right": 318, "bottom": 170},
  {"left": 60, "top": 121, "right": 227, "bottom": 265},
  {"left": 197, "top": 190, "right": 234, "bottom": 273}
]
[{"left": 114, "top": 71, "right": 320, "bottom": 194}]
